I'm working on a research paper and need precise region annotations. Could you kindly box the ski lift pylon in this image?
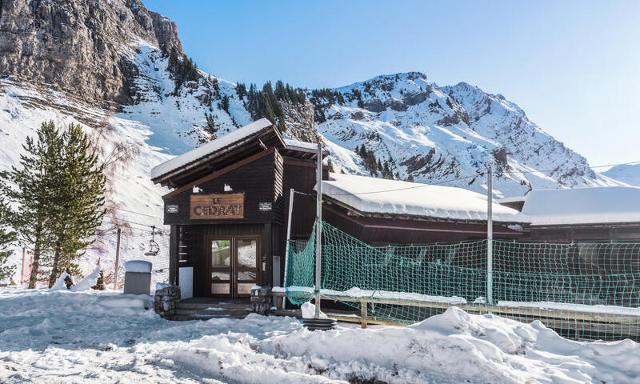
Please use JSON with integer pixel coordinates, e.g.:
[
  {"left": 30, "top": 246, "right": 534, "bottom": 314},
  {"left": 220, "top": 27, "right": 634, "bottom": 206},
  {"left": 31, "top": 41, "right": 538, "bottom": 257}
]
[{"left": 144, "top": 225, "right": 160, "bottom": 257}]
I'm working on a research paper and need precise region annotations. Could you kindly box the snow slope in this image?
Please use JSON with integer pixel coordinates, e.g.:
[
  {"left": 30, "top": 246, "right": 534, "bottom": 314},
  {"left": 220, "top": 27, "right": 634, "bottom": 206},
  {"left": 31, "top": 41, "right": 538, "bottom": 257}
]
[
  {"left": 603, "top": 163, "right": 640, "bottom": 187},
  {"left": 0, "top": 78, "right": 171, "bottom": 285},
  {"left": 1, "top": 289, "right": 639, "bottom": 383}
]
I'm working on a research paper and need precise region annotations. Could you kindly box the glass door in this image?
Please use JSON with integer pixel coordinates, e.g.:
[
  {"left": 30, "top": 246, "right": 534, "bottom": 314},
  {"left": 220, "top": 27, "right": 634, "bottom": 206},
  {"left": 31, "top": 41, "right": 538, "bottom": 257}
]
[
  {"left": 210, "top": 239, "right": 232, "bottom": 296},
  {"left": 235, "top": 238, "right": 259, "bottom": 297},
  {"left": 209, "top": 237, "right": 260, "bottom": 298}
]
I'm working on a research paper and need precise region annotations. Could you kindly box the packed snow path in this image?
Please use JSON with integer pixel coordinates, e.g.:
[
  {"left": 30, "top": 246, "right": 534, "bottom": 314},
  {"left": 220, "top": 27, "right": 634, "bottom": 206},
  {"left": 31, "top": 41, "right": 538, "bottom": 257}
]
[{"left": 1, "top": 290, "right": 639, "bottom": 383}]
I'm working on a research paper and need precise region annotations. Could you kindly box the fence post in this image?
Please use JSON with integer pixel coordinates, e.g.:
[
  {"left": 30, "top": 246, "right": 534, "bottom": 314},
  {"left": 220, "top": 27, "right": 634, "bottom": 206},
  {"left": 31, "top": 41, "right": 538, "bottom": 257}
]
[
  {"left": 486, "top": 165, "right": 493, "bottom": 305},
  {"left": 282, "top": 188, "right": 295, "bottom": 309},
  {"left": 314, "top": 143, "right": 323, "bottom": 319},
  {"left": 360, "top": 299, "right": 368, "bottom": 328}
]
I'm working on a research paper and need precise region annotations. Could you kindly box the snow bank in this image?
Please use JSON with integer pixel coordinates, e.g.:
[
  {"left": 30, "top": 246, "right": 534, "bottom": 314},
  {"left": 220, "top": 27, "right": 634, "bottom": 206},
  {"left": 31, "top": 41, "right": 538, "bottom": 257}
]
[
  {"left": 1, "top": 289, "right": 639, "bottom": 383},
  {"left": 300, "top": 302, "right": 328, "bottom": 319},
  {"left": 522, "top": 186, "right": 640, "bottom": 225},
  {"left": 321, "top": 172, "right": 528, "bottom": 223},
  {"left": 259, "top": 307, "right": 640, "bottom": 383},
  {"left": 71, "top": 266, "right": 101, "bottom": 291},
  {"left": 50, "top": 272, "right": 72, "bottom": 291}
]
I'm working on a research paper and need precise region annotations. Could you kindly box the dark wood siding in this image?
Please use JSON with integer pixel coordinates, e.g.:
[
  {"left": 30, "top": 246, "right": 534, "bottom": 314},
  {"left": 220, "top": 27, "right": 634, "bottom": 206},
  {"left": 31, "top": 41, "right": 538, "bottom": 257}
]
[
  {"left": 528, "top": 224, "right": 640, "bottom": 242},
  {"left": 163, "top": 149, "right": 278, "bottom": 226},
  {"left": 323, "top": 204, "right": 526, "bottom": 245},
  {"left": 282, "top": 156, "right": 317, "bottom": 239}
]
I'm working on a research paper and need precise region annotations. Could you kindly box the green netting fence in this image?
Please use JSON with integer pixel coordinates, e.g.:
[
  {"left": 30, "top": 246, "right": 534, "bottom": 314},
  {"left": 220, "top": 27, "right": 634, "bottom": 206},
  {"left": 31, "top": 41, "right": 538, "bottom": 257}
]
[{"left": 285, "top": 221, "right": 640, "bottom": 341}]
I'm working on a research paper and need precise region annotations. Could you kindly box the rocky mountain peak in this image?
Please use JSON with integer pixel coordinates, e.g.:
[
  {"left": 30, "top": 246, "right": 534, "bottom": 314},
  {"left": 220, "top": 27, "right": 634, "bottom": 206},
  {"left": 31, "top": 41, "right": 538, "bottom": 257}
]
[{"left": 0, "top": 0, "right": 183, "bottom": 105}]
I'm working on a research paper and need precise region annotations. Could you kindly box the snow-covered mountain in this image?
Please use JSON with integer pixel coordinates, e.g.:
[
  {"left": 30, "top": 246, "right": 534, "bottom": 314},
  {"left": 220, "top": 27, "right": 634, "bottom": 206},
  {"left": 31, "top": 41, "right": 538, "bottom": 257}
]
[
  {"left": 0, "top": 0, "right": 621, "bottom": 280},
  {"left": 603, "top": 164, "right": 640, "bottom": 187},
  {"left": 310, "top": 73, "right": 620, "bottom": 197}
]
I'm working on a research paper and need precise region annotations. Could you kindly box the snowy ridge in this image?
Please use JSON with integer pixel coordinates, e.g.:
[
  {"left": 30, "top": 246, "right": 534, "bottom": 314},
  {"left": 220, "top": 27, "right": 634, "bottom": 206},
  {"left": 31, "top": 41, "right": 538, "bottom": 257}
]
[
  {"left": 603, "top": 163, "right": 640, "bottom": 187},
  {"left": 315, "top": 72, "right": 621, "bottom": 197}
]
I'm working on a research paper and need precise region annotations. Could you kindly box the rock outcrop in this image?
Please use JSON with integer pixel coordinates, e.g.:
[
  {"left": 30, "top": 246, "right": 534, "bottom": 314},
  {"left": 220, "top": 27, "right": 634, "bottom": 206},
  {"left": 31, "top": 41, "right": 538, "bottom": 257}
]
[{"left": 0, "top": 0, "right": 182, "bottom": 106}]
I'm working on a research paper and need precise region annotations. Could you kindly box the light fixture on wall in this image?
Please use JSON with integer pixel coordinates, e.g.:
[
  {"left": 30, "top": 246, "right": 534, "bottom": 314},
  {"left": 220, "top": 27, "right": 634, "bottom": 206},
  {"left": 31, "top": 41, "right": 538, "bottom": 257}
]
[
  {"left": 192, "top": 186, "right": 203, "bottom": 193},
  {"left": 224, "top": 184, "right": 233, "bottom": 192}
]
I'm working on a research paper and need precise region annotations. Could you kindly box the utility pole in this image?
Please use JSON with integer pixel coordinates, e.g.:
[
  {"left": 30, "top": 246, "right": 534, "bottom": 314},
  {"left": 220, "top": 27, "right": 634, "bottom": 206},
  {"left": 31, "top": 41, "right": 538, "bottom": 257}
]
[
  {"left": 113, "top": 227, "right": 122, "bottom": 290},
  {"left": 315, "top": 142, "right": 323, "bottom": 319},
  {"left": 486, "top": 165, "right": 493, "bottom": 305}
]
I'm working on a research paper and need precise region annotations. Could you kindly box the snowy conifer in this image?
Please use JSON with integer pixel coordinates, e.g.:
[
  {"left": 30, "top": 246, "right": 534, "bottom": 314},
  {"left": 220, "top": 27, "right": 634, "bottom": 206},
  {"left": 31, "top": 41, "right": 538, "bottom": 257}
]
[
  {"left": 47, "top": 124, "right": 106, "bottom": 286},
  {"left": 0, "top": 200, "right": 16, "bottom": 281},
  {"left": 1, "top": 121, "right": 63, "bottom": 288}
]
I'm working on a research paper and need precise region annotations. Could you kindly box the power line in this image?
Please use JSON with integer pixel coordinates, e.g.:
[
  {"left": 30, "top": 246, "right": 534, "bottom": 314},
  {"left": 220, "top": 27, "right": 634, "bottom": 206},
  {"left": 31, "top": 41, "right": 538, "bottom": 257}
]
[{"left": 115, "top": 208, "right": 163, "bottom": 219}]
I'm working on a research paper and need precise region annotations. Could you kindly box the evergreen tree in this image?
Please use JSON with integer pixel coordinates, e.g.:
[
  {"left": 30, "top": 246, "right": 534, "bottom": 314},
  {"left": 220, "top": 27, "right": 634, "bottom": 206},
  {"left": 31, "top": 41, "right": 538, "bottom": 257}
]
[
  {"left": 167, "top": 48, "right": 202, "bottom": 93},
  {"left": 220, "top": 95, "right": 230, "bottom": 113},
  {"left": 1, "top": 121, "right": 63, "bottom": 288},
  {"left": 0, "top": 199, "right": 16, "bottom": 281},
  {"left": 204, "top": 113, "right": 219, "bottom": 139},
  {"left": 235, "top": 82, "right": 247, "bottom": 99},
  {"left": 47, "top": 124, "right": 106, "bottom": 286}
]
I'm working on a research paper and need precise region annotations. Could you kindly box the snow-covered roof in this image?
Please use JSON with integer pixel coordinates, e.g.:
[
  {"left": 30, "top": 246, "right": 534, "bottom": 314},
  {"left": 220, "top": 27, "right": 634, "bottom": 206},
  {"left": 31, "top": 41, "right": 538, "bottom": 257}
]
[
  {"left": 151, "top": 118, "right": 273, "bottom": 180},
  {"left": 320, "top": 173, "right": 528, "bottom": 223},
  {"left": 521, "top": 186, "right": 640, "bottom": 226},
  {"left": 283, "top": 138, "right": 318, "bottom": 154}
]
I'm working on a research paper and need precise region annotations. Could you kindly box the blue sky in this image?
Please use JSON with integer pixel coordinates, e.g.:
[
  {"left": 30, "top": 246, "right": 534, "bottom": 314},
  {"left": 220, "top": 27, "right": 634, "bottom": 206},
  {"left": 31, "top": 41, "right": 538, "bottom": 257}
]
[{"left": 144, "top": 0, "right": 640, "bottom": 166}]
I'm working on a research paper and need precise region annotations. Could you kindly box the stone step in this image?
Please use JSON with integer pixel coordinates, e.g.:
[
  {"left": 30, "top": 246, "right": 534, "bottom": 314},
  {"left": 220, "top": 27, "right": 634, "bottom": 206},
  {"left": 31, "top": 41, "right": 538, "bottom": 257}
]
[
  {"left": 176, "top": 301, "right": 252, "bottom": 310},
  {"left": 174, "top": 308, "right": 250, "bottom": 316}
]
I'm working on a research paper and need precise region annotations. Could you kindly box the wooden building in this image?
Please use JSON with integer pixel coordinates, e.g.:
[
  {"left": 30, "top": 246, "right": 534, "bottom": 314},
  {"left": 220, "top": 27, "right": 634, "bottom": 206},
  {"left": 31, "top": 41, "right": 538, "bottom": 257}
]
[{"left": 151, "top": 119, "right": 527, "bottom": 299}]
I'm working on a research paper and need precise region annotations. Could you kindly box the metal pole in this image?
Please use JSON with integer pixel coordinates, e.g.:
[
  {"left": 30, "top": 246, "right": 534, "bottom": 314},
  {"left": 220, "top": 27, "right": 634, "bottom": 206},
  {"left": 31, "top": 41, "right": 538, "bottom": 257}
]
[
  {"left": 113, "top": 227, "right": 122, "bottom": 290},
  {"left": 20, "top": 248, "right": 26, "bottom": 286},
  {"left": 486, "top": 165, "right": 493, "bottom": 305},
  {"left": 315, "top": 142, "right": 323, "bottom": 319},
  {"left": 282, "top": 188, "right": 296, "bottom": 309}
]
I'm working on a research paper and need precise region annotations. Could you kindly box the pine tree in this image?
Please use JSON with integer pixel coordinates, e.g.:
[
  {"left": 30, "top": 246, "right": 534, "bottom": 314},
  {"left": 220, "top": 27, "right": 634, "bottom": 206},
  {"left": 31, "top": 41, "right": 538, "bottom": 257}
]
[
  {"left": 0, "top": 199, "right": 16, "bottom": 281},
  {"left": 47, "top": 124, "right": 106, "bottom": 286},
  {"left": 220, "top": 95, "right": 230, "bottom": 113},
  {"left": 1, "top": 121, "right": 63, "bottom": 288},
  {"left": 235, "top": 82, "right": 247, "bottom": 99}
]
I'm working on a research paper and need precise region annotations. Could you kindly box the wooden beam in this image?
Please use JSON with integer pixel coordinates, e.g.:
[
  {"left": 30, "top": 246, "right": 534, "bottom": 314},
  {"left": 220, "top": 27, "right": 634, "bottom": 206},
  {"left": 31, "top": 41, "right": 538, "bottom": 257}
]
[{"left": 319, "top": 293, "right": 640, "bottom": 325}]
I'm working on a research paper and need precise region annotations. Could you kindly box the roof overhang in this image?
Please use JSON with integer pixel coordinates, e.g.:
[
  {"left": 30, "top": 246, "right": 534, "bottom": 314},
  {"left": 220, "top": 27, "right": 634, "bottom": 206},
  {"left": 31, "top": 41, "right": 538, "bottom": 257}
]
[{"left": 151, "top": 119, "right": 285, "bottom": 188}]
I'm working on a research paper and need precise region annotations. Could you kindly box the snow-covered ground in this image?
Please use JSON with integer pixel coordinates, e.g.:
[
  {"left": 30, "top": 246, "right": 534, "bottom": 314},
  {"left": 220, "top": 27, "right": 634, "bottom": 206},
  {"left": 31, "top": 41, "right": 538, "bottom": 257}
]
[{"left": 1, "top": 289, "right": 639, "bottom": 384}]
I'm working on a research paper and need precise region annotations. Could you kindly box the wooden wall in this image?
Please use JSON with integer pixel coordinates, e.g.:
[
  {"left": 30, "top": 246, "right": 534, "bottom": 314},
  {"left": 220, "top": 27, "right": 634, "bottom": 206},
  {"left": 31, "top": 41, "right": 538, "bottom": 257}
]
[
  {"left": 528, "top": 224, "right": 640, "bottom": 242},
  {"left": 163, "top": 149, "right": 280, "bottom": 226}
]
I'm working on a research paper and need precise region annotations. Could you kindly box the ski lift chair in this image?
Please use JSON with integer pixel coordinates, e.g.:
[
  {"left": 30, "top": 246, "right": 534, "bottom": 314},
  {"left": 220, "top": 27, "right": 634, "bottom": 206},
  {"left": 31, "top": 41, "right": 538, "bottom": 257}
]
[{"left": 144, "top": 225, "right": 160, "bottom": 257}]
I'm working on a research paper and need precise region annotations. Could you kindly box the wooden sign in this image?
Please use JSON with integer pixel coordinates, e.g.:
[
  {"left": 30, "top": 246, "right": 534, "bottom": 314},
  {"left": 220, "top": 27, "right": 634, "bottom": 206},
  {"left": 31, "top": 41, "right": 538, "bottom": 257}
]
[{"left": 190, "top": 193, "right": 244, "bottom": 220}]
